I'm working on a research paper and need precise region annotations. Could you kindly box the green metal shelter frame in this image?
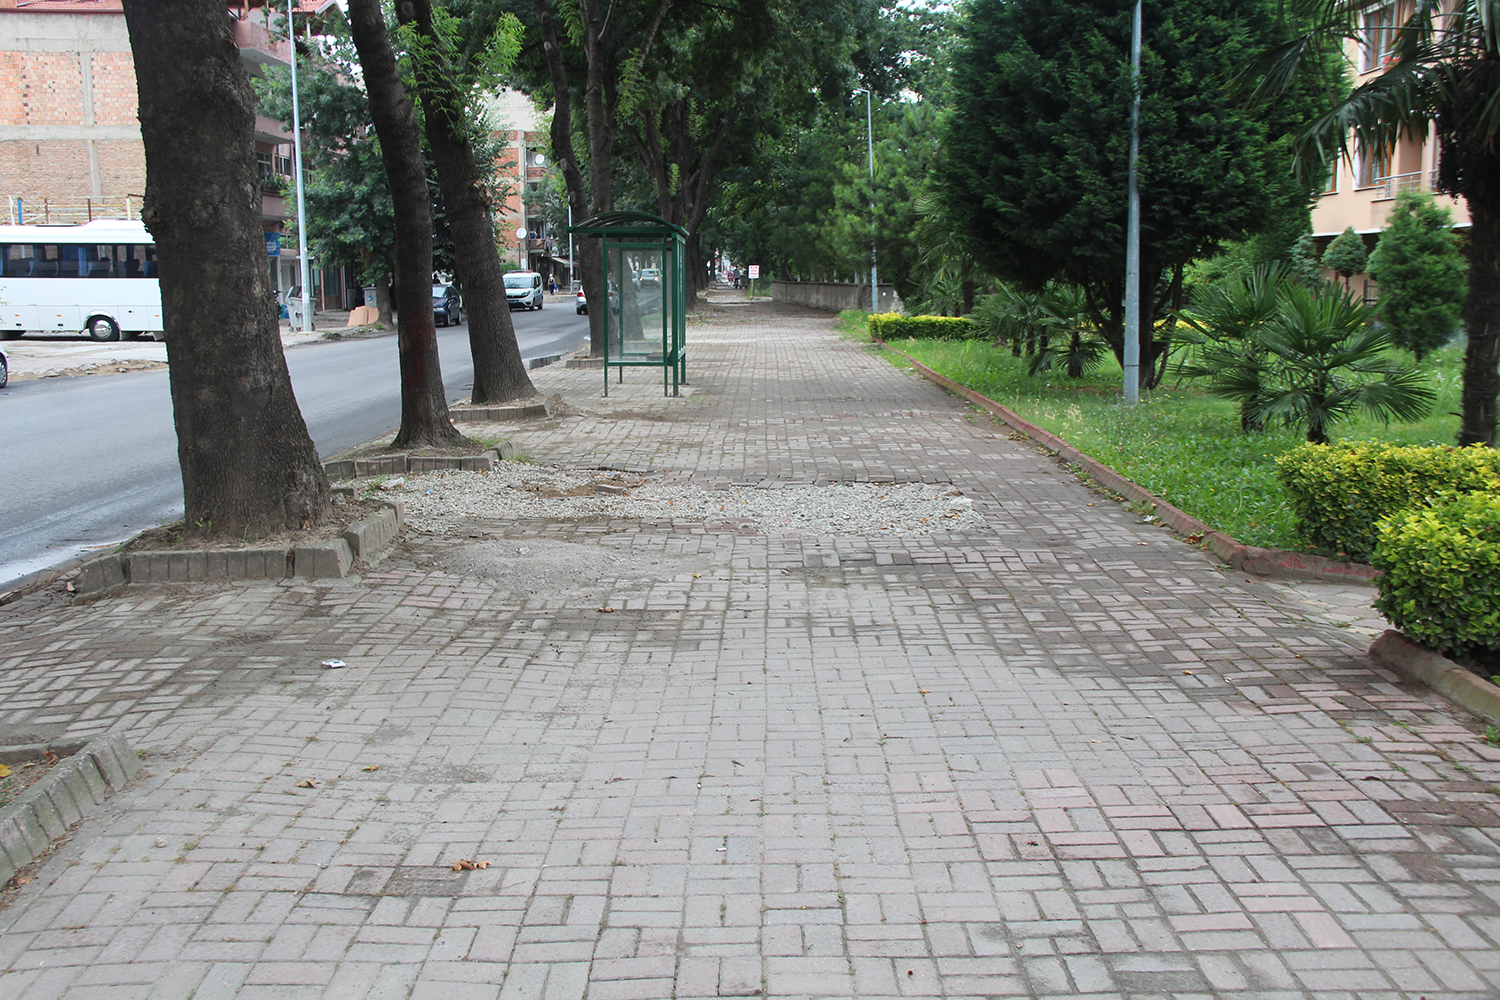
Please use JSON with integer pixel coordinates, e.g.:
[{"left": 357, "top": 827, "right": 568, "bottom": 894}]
[{"left": 567, "top": 211, "right": 687, "bottom": 397}]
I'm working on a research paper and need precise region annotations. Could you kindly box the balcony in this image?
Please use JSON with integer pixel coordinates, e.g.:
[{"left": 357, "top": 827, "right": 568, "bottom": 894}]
[
  {"left": 234, "top": 16, "right": 292, "bottom": 72},
  {"left": 1371, "top": 170, "right": 1439, "bottom": 201}
]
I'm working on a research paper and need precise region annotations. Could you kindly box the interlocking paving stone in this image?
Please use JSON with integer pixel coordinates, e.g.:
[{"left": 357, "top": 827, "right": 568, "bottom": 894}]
[{"left": 1, "top": 300, "right": 1499, "bottom": 998}]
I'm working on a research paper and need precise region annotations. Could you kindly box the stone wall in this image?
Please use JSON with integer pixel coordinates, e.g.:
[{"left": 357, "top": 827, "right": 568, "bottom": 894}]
[{"left": 771, "top": 280, "right": 903, "bottom": 314}]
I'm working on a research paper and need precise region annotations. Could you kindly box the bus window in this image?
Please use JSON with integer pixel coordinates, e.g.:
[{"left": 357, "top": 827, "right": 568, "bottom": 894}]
[{"left": 1, "top": 246, "right": 30, "bottom": 277}]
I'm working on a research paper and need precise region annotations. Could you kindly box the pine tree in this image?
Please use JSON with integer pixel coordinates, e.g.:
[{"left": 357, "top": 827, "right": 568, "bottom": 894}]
[
  {"left": 1367, "top": 191, "right": 1467, "bottom": 361},
  {"left": 1288, "top": 231, "right": 1324, "bottom": 289},
  {"left": 938, "top": 0, "right": 1327, "bottom": 389}
]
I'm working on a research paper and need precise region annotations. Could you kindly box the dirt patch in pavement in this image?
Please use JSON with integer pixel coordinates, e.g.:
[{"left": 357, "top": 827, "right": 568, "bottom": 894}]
[{"left": 0, "top": 749, "right": 62, "bottom": 810}]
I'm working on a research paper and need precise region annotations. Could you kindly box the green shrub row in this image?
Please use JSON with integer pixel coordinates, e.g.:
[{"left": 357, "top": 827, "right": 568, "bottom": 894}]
[
  {"left": 1275, "top": 441, "right": 1500, "bottom": 561},
  {"left": 869, "top": 314, "right": 978, "bottom": 340},
  {"left": 1373, "top": 492, "right": 1500, "bottom": 664}
]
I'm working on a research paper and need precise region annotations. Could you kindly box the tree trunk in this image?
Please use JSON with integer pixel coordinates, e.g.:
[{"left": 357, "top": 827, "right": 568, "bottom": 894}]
[
  {"left": 1459, "top": 197, "right": 1500, "bottom": 447},
  {"left": 122, "top": 0, "right": 329, "bottom": 540},
  {"left": 535, "top": 0, "right": 605, "bottom": 356},
  {"left": 399, "top": 0, "right": 535, "bottom": 404},
  {"left": 347, "top": 0, "right": 465, "bottom": 448}
]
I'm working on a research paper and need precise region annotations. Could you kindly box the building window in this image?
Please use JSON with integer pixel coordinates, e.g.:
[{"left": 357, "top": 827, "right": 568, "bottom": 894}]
[
  {"left": 1317, "top": 160, "right": 1339, "bottom": 196},
  {"left": 1357, "top": 146, "right": 1390, "bottom": 188},
  {"left": 1362, "top": 5, "right": 1397, "bottom": 72}
]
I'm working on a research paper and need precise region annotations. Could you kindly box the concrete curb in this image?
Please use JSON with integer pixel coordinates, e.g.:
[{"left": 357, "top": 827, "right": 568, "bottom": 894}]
[
  {"left": 876, "top": 339, "right": 1377, "bottom": 585},
  {"left": 1369, "top": 630, "right": 1500, "bottom": 728},
  {"left": 73, "top": 503, "right": 404, "bottom": 597},
  {"left": 0, "top": 733, "right": 140, "bottom": 888},
  {"left": 321, "top": 445, "right": 517, "bottom": 481},
  {"left": 448, "top": 401, "right": 549, "bottom": 422}
]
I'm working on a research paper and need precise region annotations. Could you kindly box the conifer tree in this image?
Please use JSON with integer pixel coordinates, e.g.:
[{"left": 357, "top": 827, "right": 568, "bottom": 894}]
[{"left": 1367, "top": 191, "right": 1466, "bottom": 361}]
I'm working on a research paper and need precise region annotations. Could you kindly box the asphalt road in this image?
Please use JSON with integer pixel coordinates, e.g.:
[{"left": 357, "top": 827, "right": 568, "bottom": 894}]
[{"left": 0, "top": 307, "right": 588, "bottom": 589}]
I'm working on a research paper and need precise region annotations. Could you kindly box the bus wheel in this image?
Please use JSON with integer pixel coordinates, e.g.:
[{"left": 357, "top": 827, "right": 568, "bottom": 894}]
[
  {"left": 87, "top": 316, "right": 120, "bottom": 342},
  {"left": 0, "top": 330, "right": 20, "bottom": 340}
]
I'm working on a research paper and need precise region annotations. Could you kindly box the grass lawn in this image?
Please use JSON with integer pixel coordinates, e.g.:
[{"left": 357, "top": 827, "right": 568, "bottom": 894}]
[{"left": 840, "top": 312, "right": 1466, "bottom": 552}]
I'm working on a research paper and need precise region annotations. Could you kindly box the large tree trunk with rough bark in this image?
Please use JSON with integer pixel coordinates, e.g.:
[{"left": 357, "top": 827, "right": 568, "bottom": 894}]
[
  {"left": 347, "top": 0, "right": 465, "bottom": 448},
  {"left": 398, "top": 0, "right": 536, "bottom": 404},
  {"left": 1459, "top": 198, "right": 1500, "bottom": 447},
  {"left": 122, "top": 0, "right": 329, "bottom": 540}
]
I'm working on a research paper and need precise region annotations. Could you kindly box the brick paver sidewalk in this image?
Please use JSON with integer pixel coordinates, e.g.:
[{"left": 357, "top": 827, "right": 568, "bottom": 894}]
[{"left": 1, "top": 301, "right": 1497, "bottom": 999}]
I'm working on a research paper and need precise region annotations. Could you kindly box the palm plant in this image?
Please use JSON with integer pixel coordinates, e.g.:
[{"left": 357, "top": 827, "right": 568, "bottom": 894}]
[
  {"left": 971, "top": 283, "right": 1052, "bottom": 357},
  {"left": 1203, "top": 283, "right": 1436, "bottom": 444},
  {"left": 1025, "top": 284, "right": 1107, "bottom": 378},
  {"left": 1249, "top": 0, "right": 1500, "bottom": 447},
  {"left": 1176, "top": 263, "right": 1291, "bottom": 430}
]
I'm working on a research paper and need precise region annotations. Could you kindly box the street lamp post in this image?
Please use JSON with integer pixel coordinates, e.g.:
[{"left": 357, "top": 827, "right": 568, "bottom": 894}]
[
  {"left": 288, "top": 0, "right": 312, "bottom": 332},
  {"left": 1123, "top": 0, "right": 1142, "bottom": 404},
  {"left": 855, "top": 87, "right": 877, "bottom": 314}
]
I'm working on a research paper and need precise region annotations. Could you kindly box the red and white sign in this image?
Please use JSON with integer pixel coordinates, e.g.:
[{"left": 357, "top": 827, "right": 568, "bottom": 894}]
[{"left": 748, "top": 265, "right": 760, "bottom": 279}]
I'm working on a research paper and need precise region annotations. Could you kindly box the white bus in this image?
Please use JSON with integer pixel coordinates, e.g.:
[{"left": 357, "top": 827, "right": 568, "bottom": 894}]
[{"left": 0, "top": 219, "right": 163, "bottom": 342}]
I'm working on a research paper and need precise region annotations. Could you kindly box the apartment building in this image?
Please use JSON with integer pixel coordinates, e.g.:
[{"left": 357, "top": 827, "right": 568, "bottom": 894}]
[
  {"left": 1308, "top": 1, "right": 1470, "bottom": 298},
  {"left": 486, "top": 86, "right": 568, "bottom": 287},
  {"left": 0, "top": 0, "right": 351, "bottom": 308}
]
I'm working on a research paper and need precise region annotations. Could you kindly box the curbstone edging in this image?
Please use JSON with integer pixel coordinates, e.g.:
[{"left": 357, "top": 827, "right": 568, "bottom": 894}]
[
  {"left": 1369, "top": 630, "right": 1500, "bottom": 728},
  {"left": 449, "top": 400, "right": 549, "bottom": 422},
  {"left": 0, "top": 733, "right": 140, "bottom": 888},
  {"left": 322, "top": 451, "right": 519, "bottom": 480},
  {"left": 73, "top": 504, "right": 404, "bottom": 597},
  {"left": 878, "top": 338, "right": 1378, "bottom": 586}
]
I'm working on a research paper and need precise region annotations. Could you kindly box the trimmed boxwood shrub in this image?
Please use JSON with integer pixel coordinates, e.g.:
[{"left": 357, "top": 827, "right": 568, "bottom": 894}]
[
  {"left": 1372, "top": 492, "right": 1500, "bottom": 665},
  {"left": 869, "top": 314, "right": 978, "bottom": 340},
  {"left": 1275, "top": 442, "right": 1500, "bottom": 561}
]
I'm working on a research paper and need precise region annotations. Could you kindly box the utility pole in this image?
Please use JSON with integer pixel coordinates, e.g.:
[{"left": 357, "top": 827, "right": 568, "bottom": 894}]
[
  {"left": 856, "top": 87, "right": 878, "bottom": 314},
  {"left": 1123, "top": 0, "right": 1142, "bottom": 404}
]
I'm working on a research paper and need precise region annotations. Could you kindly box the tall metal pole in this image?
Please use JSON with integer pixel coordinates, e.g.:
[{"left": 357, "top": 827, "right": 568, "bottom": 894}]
[
  {"left": 568, "top": 201, "right": 574, "bottom": 290},
  {"left": 1123, "top": 0, "right": 1142, "bottom": 404},
  {"left": 288, "top": 0, "right": 312, "bottom": 332},
  {"left": 863, "top": 88, "right": 878, "bottom": 314}
]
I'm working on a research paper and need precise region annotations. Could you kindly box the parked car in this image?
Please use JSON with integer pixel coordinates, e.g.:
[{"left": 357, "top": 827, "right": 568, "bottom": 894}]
[
  {"left": 504, "top": 270, "right": 544, "bottom": 310},
  {"left": 0, "top": 345, "right": 7, "bottom": 389},
  {"left": 432, "top": 284, "right": 462, "bottom": 326},
  {"left": 576, "top": 289, "right": 588, "bottom": 315},
  {"left": 639, "top": 267, "right": 661, "bottom": 287}
]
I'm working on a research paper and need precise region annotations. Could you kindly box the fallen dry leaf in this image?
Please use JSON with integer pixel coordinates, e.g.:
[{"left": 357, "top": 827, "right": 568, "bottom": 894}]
[
  {"left": 362, "top": 765, "right": 380, "bottom": 772},
  {"left": 0, "top": 764, "right": 10, "bottom": 778},
  {"left": 451, "top": 859, "right": 490, "bottom": 871},
  {"left": 295, "top": 779, "right": 317, "bottom": 789},
  {"left": 597, "top": 607, "right": 614, "bottom": 613},
  {"left": 918, "top": 689, "right": 931, "bottom": 695}
]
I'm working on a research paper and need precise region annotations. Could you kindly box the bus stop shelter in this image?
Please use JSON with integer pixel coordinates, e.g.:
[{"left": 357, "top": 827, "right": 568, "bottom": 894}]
[{"left": 567, "top": 211, "right": 687, "bottom": 397}]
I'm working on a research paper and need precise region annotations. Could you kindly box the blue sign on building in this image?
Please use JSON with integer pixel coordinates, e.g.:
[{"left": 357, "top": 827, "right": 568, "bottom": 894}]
[{"left": 265, "top": 232, "right": 281, "bottom": 257}]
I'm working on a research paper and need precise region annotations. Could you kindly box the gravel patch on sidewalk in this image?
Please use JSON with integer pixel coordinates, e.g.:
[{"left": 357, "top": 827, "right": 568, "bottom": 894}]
[{"left": 360, "top": 461, "right": 979, "bottom": 537}]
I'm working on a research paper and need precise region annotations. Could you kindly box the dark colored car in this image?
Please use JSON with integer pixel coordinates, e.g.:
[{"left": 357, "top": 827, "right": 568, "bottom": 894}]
[{"left": 432, "top": 284, "right": 462, "bottom": 327}]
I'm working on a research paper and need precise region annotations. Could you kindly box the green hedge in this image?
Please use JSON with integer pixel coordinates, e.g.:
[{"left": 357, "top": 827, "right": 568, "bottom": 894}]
[
  {"left": 1275, "top": 442, "right": 1500, "bottom": 561},
  {"left": 869, "top": 314, "right": 978, "bottom": 340},
  {"left": 1373, "top": 492, "right": 1500, "bottom": 663}
]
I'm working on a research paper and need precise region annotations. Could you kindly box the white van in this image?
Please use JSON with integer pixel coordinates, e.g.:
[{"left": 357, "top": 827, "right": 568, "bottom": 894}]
[{"left": 504, "top": 270, "right": 544, "bottom": 310}]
